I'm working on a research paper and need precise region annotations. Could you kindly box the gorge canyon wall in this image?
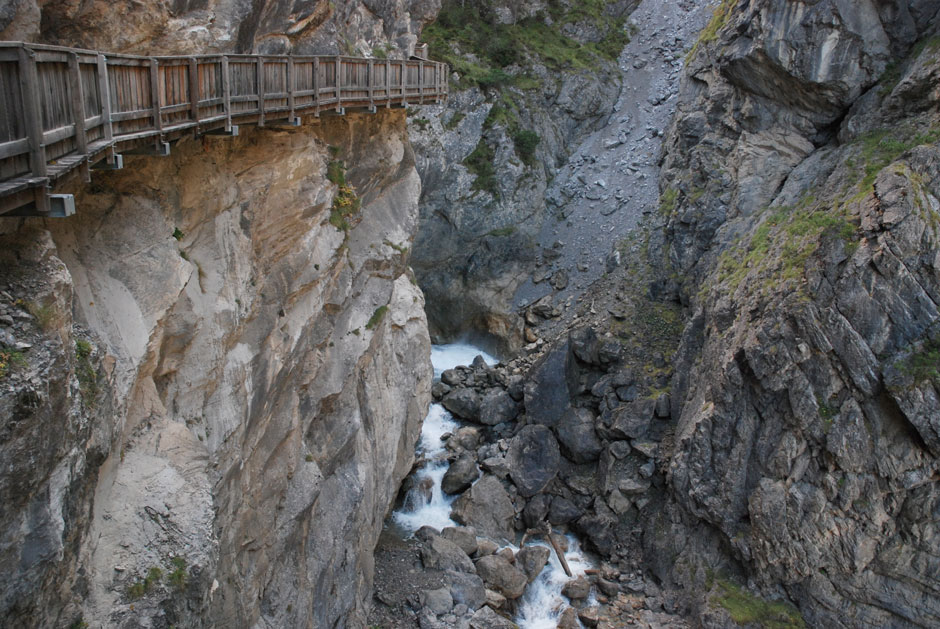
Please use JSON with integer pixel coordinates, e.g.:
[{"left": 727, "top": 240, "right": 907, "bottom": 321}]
[{"left": 0, "top": 1, "right": 437, "bottom": 627}]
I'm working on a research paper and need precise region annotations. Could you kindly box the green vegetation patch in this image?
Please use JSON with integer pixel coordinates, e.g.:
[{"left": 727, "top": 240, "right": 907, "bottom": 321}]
[
  {"left": 878, "top": 34, "right": 940, "bottom": 96},
  {"left": 168, "top": 556, "right": 187, "bottom": 591},
  {"left": 713, "top": 192, "right": 859, "bottom": 300},
  {"left": 424, "top": 0, "right": 629, "bottom": 91},
  {"left": 327, "top": 160, "right": 362, "bottom": 231},
  {"left": 464, "top": 139, "right": 499, "bottom": 197},
  {"left": 75, "top": 339, "right": 99, "bottom": 408},
  {"left": 659, "top": 187, "right": 679, "bottom": 216},
  {"left": 900, "top": 334, "right": 940, "bottom": 384},
  {"left": 487, "top": 226, "right": 516, "bottom": 238},
  {"left": 512, "top": 128, "right": 541, "bottom": 166},
  {"left": 365, "top": 305, "right": 389, "bottom": 331},
  {"left": 713, "top": 579, "right": 806, "bottom": 629},
  {"left": 686, "top": 0, "right": 736, "bottom": 62},
  {"left": 851, "top": 127, "right": 940, "bottom": 189},
  {"left": 0, "top": 345, "right": 26, "bottom": 379}
]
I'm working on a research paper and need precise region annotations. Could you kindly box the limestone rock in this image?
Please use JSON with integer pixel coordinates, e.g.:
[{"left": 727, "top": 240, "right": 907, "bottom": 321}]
[
  {"left": 451, "top": 476, "right": 516, "bottom": 542},
  {"left": 474, "top": 555, "right": 529, "bottom": 600},
  {"left": 508, "top": 425, "right": 561, "bottom": 498},
  {"left": 515, "top": 546, "right": 551, "bottom": 583},
  {"left": 442, "top": 455, "right": 480, "bottom": 495}
]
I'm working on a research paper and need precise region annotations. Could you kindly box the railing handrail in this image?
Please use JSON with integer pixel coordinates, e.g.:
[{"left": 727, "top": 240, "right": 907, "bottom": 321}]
[{"left": 0, "top": 41, "right": 449, "bottom": 216}]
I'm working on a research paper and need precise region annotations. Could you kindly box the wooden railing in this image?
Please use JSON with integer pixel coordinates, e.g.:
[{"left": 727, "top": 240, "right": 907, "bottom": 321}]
[{"left": 0, "top": 41, "right": 448, "bottom": 216}]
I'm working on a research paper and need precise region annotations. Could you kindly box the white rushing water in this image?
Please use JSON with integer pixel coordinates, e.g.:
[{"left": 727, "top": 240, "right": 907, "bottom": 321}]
[
  {"left": 515, "top": 537, "right": 595, "bottom": 628},
  {"left": 393, "top": 344, "right": 497, "bottom": 533},
  {"left": 393, "top": 343, "right": 595, "bottom": 628}
]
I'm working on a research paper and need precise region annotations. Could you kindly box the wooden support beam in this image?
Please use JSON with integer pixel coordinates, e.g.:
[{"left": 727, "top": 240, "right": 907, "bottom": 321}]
[
  {"left": 256, "top": 56, "right": 265, "bottom": 126},
  {"left": 368, "top": 58, "right": 374, "bottom": 110},
  {"left": 18, "top": 46, "right": 49, "bottom": 214},
  {"left": 188, "top": 57, "right": 200, "bottom": 123},
  {"left": 221, "top": 56, "right": 232, "bottom": 132},
  {"left": 287, "top": 56, "right": 296, "bottom": 121},
  {"left": 67, "top": 52, "right": 91, "bottom": 182},
  {"left": 149, "top": 57, "right": 163, "bottom": 132},
  {"left": 335, "top": 55, "right": 342, "bottom": 112},
  {"left": 4, "top": 193, "right": 75, "bottom": 218},
  {"left": 92, "top": 152, "right": 123, "bottom": 169},
  {"left": 386, "top": 59, "right": 392, "bottom": 108},
  {"left": 313, "top": 57, "right": 320, "bottom": 117},
  {"left": 417, "top": 60, "right": 423, "bottom": 105}
]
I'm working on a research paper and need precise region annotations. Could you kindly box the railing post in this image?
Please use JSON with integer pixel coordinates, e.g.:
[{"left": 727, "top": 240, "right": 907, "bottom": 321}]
[
  {"left": 188, "top": 57, "right": 200, "bottom": 124},
  {"left": 368, "top": 58, "right": 374, "bottom": 111},
  {"left": 149, "top": 57, "right": 163, "bottom": 134},
  {"left": 313, "top": 56, "right": 320, "bottom": 116},
  {"left": 417, "top": 60, "right": 423, "bottom": 105},
  {"left": 386, "top": 59, "right": 392, "bottom": 107},
  {"left": 67, "top": 52, "right": 90, "bottom": 182},
  {"left": 96, "top": 53, "right": 114, "bottom": 145},
  {"left": 401, "top": 60, "right": 407, "bottom": 106},
  {"left": 334, "top": 55, "right": 342, "bottom": 111},
  {"left": 221, "top": 56, "right": 232, "bottom": 131},
  {"left": 287, "top": 56, "right": 296, "bottom": 122},
  {"left": 256, "top": 56, "right": 265, "bottom": 126},
  {"left": 17, "top": 45, "right": 49, "bottom": 213}
]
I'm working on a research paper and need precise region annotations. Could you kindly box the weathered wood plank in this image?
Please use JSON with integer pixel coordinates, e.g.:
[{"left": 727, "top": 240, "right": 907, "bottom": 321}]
[
  {"left": 67, "top": 52, "right": 90, "bottom": 181},
  {"left": 149, "top": 57, "right": 162, "bottom": 131},
  {"left": 188, "top": 57, "right": 200, "bottom": 122}
]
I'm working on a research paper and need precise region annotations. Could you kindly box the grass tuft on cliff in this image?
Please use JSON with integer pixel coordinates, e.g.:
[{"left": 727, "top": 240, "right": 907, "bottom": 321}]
[
  {"left": 712, "top": 578, "right": 806, "bottom": 629},
  {"left": 686, "top": 0, "right": 737, "bottom": 62},
  {"left": 327, "top": 160, "right": 362, "bottom": 231},
  {"left": 424, "top": 0, "right": 629, "bottom": 91}
]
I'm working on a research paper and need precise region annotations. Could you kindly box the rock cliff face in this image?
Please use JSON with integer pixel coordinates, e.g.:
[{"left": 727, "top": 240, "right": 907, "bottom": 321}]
[
  {"left": 0, "top": 110, "right": 432, "bottom": 629},
  {"left": 651, "top": 0, "right": 940, "bottom": 625},
  {"left": 0, "top": 3, "right": 436, "bottom": 628},
  {"left": 407, "top": 0, "right": 635, "bottom": 351},
  {"left": 0, "top": 0, "right": 440, "bottom": 57}
]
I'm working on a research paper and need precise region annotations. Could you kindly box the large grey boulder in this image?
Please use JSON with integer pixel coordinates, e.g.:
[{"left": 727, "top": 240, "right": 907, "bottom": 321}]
[
  {"left": 446, "top": 570, "right": 487, "bottom": 610},
  {"left": 479, "top": 389, "right": 519, "bottom": 425},
  {"left": 474, "top": 555, "right": 528, "bottom": 599},
  {"left": 523, "top": 344, "right": 572, "bottom": 428},
  {"left": 451, "top": 476, "right": 516, "bottom": 542},
  {"left": 420, "top": 534, "right": 476, "bottom": 574},
  {"left": 554, "top": 407, "right": 603, "bottom": 463},
  {"left": 515, "top": 545, "right": 551, "bottom": 583},
  {"left": 507, "top": 425, "right": 561, "bottom": 497},
  {"left": 442, "top": 455, "right": 479, "bottom": 495},
  {"left": 442, "top": 388, "right": 482, "bottom": 421},
  {"left": 469, "top": 604, "right": 519, "bottom": 629}
]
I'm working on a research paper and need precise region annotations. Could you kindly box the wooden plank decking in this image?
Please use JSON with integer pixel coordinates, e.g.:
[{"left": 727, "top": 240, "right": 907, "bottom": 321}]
[{"left": 0, "top": 42, "right": 448, "bottom": 217}]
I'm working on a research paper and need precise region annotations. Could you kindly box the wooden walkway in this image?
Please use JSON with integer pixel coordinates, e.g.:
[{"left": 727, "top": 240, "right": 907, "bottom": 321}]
[{"left": 0, "top": 41, "right": 448, "bottom": 217}]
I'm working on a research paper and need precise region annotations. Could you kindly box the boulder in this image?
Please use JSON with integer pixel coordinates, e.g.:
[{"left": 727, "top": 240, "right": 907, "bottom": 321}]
[
  {"left": 557, "top": 607, "right": 580, "bottom": 629},
  {"left": 475, "top": 555, "right": 529, "bottom": 599},
  {"left": 523, "top": 344, "right": 572, "bottom": 429},
  {"left": 446, "top": 570, "right": 487, "bottom": 610},
  {"left": 475, "top": 538, "right": 499, "bottom": 557},
  {"left": 607, "top": 398, "right": 655, "bottom": 440},
  {"left": 442, "top": 388, "right": 482, "bottom": 421},
  {"left": 561, "top": 576, "right": 591, "bottom": 600},
  {"left": 451, "top": 476, "right": 516, "bottom": 542},
  {"left": 470, "top": 605, "right": 519, "bottom": 629},
  {"left": 421, "top": 587, "right": 454, "bottom": 615},
  {"left": 485, "top": 588, "right": 507, "bottom": 610},
  {"left": 515, "top": 545, "right": 551, "bottom": 582},
  {"left": 442, "top": 526, "right": 479, "bottom": 557},
  {"left": 508, "top": 425, "right": 561, "bottom": 497},
  {"left": 522, "top": 494, "right": 552, "bottom": 528},
  {"left": 442, "top": 455, "right": 479, "bottom": 495},
  {"left": 554, "top": 407, "right": 603, "bottom": 463},
  {"left": 578, "top": 606, "right": 602, "bottom": 627},
  {"left": 420, "top": 534, "right": 476, "bottom": 573},
  {"left": 548, "top": 496, "right": 583, "bottom": 525},
  {"left": 479, "top": 389, "right": 519, "bottom": 425}
]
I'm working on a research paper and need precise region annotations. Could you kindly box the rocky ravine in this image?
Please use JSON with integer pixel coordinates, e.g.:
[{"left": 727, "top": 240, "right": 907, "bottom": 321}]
[
  {"left": 370, "top": 2, "right": 940, "bottom": 629},
  {"left": 407, "top": 0, "right": 635, "bottom": 352},
  {"left": 0, "top": 1, "right": 441, "bottom": 627}
]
